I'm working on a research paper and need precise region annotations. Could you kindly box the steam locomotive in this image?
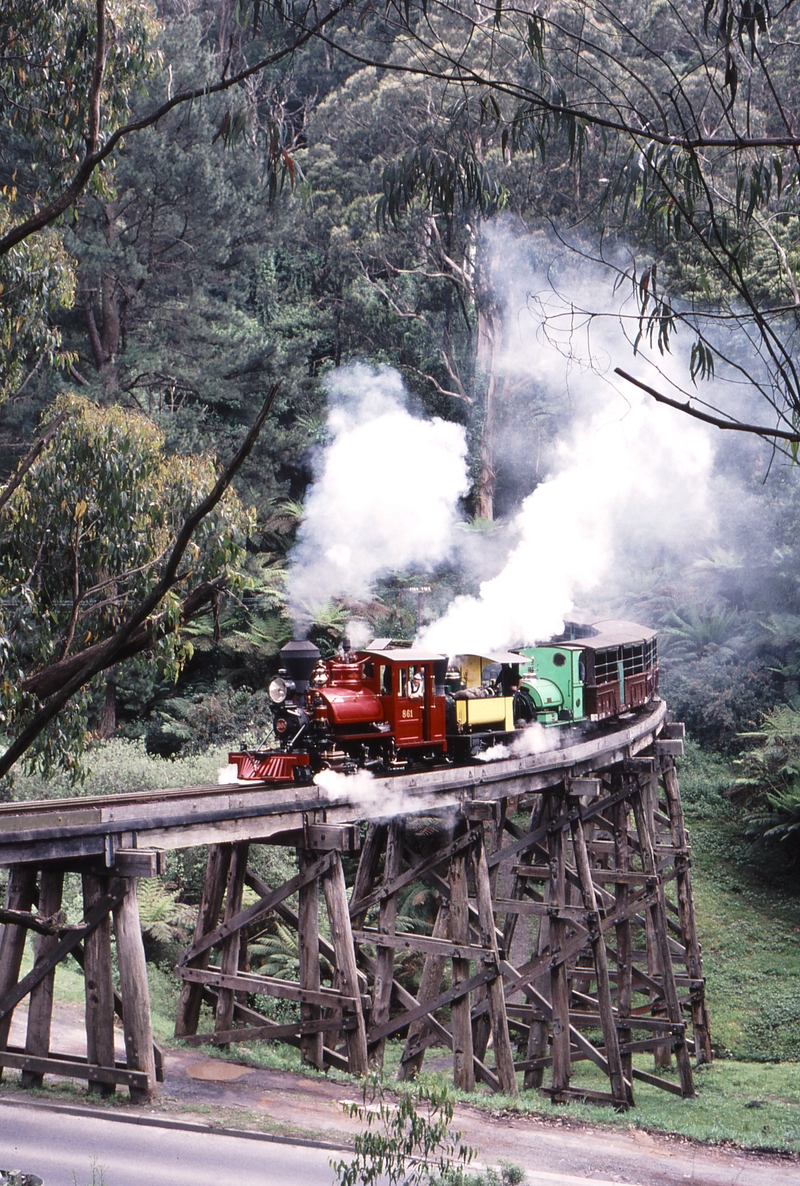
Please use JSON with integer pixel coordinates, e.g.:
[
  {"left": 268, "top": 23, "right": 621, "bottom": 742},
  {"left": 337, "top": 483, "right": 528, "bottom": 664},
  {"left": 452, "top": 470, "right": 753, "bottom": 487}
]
[{"left": 227, "top": 620, "right": 659, "bottom": 784}]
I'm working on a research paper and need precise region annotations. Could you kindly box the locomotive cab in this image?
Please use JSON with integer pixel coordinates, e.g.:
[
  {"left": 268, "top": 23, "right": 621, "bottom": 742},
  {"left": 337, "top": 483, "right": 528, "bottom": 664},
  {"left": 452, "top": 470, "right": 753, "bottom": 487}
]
[{"left": 357, "top": 648, "right": 448, "bottom": 763}]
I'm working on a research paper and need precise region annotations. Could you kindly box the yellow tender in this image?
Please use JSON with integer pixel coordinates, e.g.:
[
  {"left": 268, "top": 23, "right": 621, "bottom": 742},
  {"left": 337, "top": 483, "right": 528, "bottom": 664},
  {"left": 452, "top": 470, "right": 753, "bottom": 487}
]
[
  {"left": 454, "top": 653, "right": 515, "bottom": 733},
  {"left": 454, "top": 695, "right": 515, "bottom": 732}
]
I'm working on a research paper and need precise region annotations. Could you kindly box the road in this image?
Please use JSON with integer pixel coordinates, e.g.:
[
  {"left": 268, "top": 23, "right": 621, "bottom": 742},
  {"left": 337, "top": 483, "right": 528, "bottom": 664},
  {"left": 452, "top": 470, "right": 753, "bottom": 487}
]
[
  {"left": 2, "top": 1098, "right": 796, "bottom": 1186},
  {"left": 0, "top": 1102, "right": 343, "bottom": 1186},
  {"left": 0, "top": 1100, "right": 688, "bottom": 1186}
]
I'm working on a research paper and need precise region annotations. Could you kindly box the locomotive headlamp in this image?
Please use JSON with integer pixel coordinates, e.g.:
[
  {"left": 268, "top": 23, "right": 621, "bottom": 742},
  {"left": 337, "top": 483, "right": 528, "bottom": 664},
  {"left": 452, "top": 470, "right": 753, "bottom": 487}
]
[{"left": 268, "top": 676, "right": 288, "bottom": 704}]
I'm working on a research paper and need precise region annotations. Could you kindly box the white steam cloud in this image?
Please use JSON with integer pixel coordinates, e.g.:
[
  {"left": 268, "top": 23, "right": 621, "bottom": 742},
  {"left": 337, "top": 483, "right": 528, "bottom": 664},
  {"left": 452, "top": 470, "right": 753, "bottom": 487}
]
[
  {"left": 420, "top": 230, "right": 719, "bottom": 654},
  {"left": 420, "top": 390, "right": 715, "bottom": 653},
  {"left": 288, "top": 364, "right": 469, "bottom": 626},
  {"left": 475, "top": 721, "right": 555, "bottom": 762}
]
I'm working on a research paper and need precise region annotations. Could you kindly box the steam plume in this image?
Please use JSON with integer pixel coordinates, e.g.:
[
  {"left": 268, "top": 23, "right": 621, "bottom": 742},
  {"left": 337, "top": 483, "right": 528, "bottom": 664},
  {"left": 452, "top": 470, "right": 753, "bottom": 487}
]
[{"left": 288, "top": 364, "right": 468, "bottom": 628}]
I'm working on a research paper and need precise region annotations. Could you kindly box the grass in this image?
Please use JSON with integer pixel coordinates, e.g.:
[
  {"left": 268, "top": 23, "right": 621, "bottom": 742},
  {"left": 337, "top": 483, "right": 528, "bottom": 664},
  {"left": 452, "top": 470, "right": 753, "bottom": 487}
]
[{"left": 678, "top": 742, "right": 800, "bottom": 1063}]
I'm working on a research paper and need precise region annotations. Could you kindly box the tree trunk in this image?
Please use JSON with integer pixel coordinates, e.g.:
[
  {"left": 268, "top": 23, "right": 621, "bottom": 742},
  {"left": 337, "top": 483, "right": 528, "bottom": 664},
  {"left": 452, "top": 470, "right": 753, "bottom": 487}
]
[
  {"left": 472, "top": 231, "right": 504, "bottom": 522},
  {"left": 100, "top": 670, "right": 116, "bottom": 739}
]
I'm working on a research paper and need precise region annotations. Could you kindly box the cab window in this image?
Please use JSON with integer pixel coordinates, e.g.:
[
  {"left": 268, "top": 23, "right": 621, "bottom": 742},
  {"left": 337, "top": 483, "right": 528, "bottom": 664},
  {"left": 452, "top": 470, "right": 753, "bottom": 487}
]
[
  {"left": 397, "top": 668, "right": 408, "bottom": 698},
  {"left": 380, "top": 665, "right": 392, "bottom": 696},
  {"left": 408, "top": 665, "right": 425, "bottom": 699}
]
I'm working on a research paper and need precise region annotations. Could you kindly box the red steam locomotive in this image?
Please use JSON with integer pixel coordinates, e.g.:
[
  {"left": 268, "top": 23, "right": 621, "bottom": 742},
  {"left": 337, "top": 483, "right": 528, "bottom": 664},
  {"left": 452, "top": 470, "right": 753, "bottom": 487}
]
[{"left": 228, "top": 620, "right": 659, "bottom": 784}]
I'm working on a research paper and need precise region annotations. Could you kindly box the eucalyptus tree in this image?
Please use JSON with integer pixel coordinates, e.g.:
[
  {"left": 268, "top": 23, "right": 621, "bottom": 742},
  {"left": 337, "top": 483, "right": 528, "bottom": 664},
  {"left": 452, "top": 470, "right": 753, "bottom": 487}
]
[
  {"left": 0, "top": 393, "right": 259, "bottom": 780},
  {"left": 8, "top": 1, "right": 800, "bottom": 447},
  {"left": 325, "top": 0, "right": 800, "bottom": 449}
]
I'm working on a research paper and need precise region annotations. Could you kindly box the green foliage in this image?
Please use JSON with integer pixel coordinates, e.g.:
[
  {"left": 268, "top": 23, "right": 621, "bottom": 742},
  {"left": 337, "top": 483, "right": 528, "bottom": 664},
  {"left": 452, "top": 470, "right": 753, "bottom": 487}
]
[
  {"left": 0, "top": 0, "right": 160, "bottom": 399},
  {"left": 137, "top": 877, "right": 195, "bottom": 946},
  {"left": 0, "top": 395, "right": 254, "bottom": 778},
  {"left": 137, "top": 875, "right": 196, "bottom": 968},
  {"left": 659, "top": 655, "right": 779, "bottom": 754},
  {"left": 0, "top": 218, "right": 77, "bottom": 397},
  {"left": 660, "top": 606, "right": 744, "bottom": 660},
  {"left": 736, "top": 706, "right": 800, "bottom": 867},
  {"left": 378, "top": 146, "right": 506, "bottom": 227},
  {"left": 331, "top": 1076, "right": 475, "bottom": 1186},
  {"left": 1, "top": 736, "right": 232, "bottom": 803},
  {"left": 0, "top": 1, "right": 159, "bottom": 192},
  {"left": 429, "top": 1165, "right": 526, "bottom": 1186}
]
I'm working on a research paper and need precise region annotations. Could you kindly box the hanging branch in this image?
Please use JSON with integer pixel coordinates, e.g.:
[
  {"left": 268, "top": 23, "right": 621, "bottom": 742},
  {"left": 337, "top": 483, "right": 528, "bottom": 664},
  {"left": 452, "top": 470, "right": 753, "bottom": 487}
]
[
  {"left": 615, "top": 368, "right": 800, "bottom": 444},
  {"left": 0, "top": 0, "right": 352, "bottom": 257}
]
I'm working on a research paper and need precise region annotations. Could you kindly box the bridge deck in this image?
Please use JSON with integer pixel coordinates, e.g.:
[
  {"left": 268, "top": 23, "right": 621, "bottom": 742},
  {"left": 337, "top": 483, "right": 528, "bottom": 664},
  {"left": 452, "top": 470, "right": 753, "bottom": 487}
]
[{"left": 0, "top": 701, "right": 667, "bottom": 866}]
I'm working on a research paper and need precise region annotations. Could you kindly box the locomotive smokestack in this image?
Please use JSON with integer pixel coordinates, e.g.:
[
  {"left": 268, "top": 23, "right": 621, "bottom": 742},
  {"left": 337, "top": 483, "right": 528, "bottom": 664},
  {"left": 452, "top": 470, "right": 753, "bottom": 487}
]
[{"left": 280, "top": 640, "right": 321, "bottom": 693}]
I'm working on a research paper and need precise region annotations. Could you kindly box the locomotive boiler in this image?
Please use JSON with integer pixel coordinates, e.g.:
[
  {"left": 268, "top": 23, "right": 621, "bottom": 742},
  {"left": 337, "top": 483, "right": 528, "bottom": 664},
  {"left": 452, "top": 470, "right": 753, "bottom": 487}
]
[{"left": 228, "top": 620, "right": 659, "bottom": 785}]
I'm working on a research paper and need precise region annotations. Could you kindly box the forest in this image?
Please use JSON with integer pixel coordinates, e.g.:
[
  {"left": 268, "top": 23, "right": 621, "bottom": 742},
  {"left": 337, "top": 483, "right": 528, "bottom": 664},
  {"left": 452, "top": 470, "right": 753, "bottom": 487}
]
[{"left": 2, "top": 0, "right": 800, "bottom": 1143}]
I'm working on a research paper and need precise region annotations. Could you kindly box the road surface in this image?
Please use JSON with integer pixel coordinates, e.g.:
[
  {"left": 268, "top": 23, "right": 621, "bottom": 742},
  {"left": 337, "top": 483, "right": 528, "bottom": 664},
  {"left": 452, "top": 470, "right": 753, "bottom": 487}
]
[{"left": 0, "top": 1102, "right": 343, "bottom": 1186}]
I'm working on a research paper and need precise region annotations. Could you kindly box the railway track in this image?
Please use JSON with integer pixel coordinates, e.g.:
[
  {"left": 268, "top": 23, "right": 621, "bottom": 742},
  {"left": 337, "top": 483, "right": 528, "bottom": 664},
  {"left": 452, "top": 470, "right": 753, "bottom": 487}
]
[{"left": 0, "top": 699, "right": 669, "bottom": 866}]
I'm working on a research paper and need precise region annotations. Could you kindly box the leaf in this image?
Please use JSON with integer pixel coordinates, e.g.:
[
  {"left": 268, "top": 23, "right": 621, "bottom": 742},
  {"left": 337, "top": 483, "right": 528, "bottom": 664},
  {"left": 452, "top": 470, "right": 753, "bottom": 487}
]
[{"left": 211, "top": 110, "right": 231, "bottom": 145}]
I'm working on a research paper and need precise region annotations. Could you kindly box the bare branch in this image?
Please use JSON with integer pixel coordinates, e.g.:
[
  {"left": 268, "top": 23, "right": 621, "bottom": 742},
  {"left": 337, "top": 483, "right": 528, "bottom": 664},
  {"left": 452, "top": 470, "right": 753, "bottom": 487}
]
[
  {"left": 0, "top": 409, "right": 71, "bottom": 516},
  {"left": 0, "top": 907, "right": 82, "bottom": 937},
  {"left": 87, "top": 0, "right": 107, "bottom": 155},
  {"left": 21, "top": 575, "right": 226, "bottom": 700}
]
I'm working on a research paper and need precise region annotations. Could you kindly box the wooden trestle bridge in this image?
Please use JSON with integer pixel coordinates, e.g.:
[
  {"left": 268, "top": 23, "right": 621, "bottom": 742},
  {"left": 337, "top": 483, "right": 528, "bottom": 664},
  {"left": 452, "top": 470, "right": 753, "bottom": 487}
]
[{"left": 0, "top": 700, "right": 711, "bottom": 1109}]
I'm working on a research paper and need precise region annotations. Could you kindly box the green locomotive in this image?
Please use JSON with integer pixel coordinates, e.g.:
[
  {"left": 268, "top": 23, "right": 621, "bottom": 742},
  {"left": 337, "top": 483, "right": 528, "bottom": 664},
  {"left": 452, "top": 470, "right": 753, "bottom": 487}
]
[{"left": 516, "top": 619, "right": 659, "bottom": 725}]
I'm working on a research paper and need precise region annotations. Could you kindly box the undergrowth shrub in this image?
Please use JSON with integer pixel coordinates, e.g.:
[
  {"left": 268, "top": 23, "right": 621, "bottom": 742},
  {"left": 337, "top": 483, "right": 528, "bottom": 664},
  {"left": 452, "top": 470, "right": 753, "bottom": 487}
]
[
  {"left": 735, "top": 706, "right": 800, "bottom": 869},
  {"left": 660, "top": 655, "right": 780, "bottom": 753}
]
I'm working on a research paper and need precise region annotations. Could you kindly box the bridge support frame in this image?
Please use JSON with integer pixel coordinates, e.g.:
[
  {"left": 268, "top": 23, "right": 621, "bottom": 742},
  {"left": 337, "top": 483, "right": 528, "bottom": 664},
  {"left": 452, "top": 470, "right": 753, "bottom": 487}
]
[
  {"left": 0, "top": 716, "right": 710, "bottom": 1107},
  {"left": 173, "top": 736, "right": 710, "bottom": 1107},
  {"left": 0, "top": 868, "right": 162, "bottom": 1098}
]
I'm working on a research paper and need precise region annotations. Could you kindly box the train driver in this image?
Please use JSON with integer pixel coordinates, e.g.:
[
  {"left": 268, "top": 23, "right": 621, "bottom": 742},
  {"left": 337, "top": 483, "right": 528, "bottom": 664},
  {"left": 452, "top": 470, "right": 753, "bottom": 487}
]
[{"left": 408, "top": 669, "right": 425, "bottom": 699}]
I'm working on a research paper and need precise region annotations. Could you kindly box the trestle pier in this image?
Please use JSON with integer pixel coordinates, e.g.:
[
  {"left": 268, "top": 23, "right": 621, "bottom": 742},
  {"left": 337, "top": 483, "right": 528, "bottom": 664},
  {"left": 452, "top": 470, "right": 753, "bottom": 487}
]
[{"left": 0, "top": 701, "right": 711, "bottom": 1106}]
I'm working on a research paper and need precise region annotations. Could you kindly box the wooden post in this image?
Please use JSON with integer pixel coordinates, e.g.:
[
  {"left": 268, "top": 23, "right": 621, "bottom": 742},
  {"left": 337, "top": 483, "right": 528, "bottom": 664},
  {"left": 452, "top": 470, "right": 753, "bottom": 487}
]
[
  {"left": 501, "top": 797, "right": 545, "bottom": 955},
  {"left": 113, "top": 877, "right": 156, "bottom": 1100},
  {"left": 612, "top": 781, "right": 633, "bottom": 1088},
  {"left": 175, "top": 844, "right": 231, "bottom": 1037},
  {"left": 570, "top": 812, "right": 630, "bottom": 1108},
  {"left": 82, "top": 873, "right": 117, "bottom": 1096},
  {"left": 397, "top": 900, "right": 450, "bottom": 1080},
  {"left": 548, "top": 811, "right": 571, "bottom": 1100},
  {"left": 472, "top": 811, "right": 504, "bottom": 1062},
  {"left": 449, "top": 826, "right": 474, "bottom": 1092},
  {"left": 661, "top": 758, "right": 713, "bottom": 1064},
  {"left": 215, "top": 842, "right": 249, "bottom": 1042},
  {"left": 472, "top": 835, "right": 518, "bottom": 1097},
  {"left": 298, "top": 848, "right": 324, "bottom": 1069},
  {"left": 631, "top": 789, "right": 695, "bottom": 1097},
  {"left": 0, "top": 865, "right": 37, "bottom": 1069},
  {"left": 647, "top": 770, "right": 671, "bottom": 1070},
  {"left": 370, "top": 819, "right": 402, "bottom": 1069},
  {"left": 350, "top": 823, "right": 386, "bottom": 929},
  {"left": 323, "top": 853, "right": 368, "bottom": 1075},
  {"left": 22, "top": 868, "right": 64, "bottom": 1089},
  {"left": 519, "top": 796, "right": 555, "bottom": 1091}
]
